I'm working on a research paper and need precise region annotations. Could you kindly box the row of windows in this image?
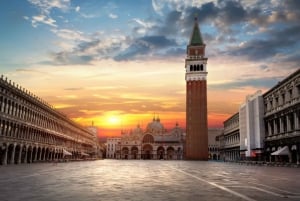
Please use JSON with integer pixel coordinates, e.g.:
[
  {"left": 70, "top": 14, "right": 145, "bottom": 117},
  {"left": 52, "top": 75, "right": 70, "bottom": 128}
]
[
  {"left": 265, "top": 111, "right": 299, "bottom": 136},
  {"left": 208, "top": 147, "right": 219, "bottom": 152},
  {"left": 265, "top": 85, "right": 300, "bottom": 111},
  {"left": 0, "top": 119, "right": 63, "bottom": 145},
  {"left": 224, "top": 134, "right": 240, "bottom": 144},
  {"left": 189, "top": 64, "right": 204, "bottom": 72}
]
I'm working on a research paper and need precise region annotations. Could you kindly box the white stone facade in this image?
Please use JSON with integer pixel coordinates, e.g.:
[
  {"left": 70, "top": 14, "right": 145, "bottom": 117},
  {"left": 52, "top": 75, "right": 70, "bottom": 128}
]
[
  {"left": 239, "top": 90, "right": 265, "bottom": 159},
  {"left": 106, "top": 137, "right": 121, "bottom": 159}
]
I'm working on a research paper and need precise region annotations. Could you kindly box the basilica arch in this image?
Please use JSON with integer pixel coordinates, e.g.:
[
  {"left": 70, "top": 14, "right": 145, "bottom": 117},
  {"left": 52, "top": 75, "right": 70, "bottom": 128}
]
[
  {"left": 142, "top": 144, "right": 153, "bottom": 159},
  {"left": 122, "top": 147, "right": 129, "bottom": 159},
  {"left": 157, "top": 146, "right": 165, "bottom": 160},
  {"left": 167, "top": 147, "right": 175, "bottom": 160},
  {"left": 131, "top": 146, "right": 138, "bottom": 159}
]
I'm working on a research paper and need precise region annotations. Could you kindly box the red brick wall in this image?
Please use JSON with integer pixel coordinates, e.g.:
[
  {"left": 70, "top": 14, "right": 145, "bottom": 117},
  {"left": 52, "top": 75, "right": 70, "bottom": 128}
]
[{"left": 185, "top": 80, "right": 208, "bottom": 160}]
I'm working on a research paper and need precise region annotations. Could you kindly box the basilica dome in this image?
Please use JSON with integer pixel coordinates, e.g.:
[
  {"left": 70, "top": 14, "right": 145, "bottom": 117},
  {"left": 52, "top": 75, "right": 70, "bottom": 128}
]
[
  {"left": 132, "top": 124, "right": 143, "bottom": 135},
  {"left": 146, "top": 118, "right": 165, "bottom": 134}
]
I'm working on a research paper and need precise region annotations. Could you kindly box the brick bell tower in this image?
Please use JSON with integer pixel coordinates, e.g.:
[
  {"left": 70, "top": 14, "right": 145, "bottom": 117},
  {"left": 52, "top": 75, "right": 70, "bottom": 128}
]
[{"left": 185, "top": 16, "right": 208, "bottom": 160}]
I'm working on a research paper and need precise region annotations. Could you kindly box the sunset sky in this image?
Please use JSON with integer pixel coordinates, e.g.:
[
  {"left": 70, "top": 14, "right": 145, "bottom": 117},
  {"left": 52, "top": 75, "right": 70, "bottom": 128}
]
[{"left": 1, "top": 0, "right": 300, "bottom": 137}]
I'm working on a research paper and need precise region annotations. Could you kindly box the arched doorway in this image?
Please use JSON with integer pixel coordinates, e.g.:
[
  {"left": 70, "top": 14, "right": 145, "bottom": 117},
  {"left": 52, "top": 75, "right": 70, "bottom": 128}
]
[
  {"left": 177, "top": 147, "right": 182, "bottom": 160},
  {"left": 7, "top": 144, "right": 14, "bottom": 164},
  {"left": 41, "top": 147, "right": 45, "bottom": 161},
  {"left": 157, "top": 146, "right": 165, "bottom": 160},
  {"left": 142, "top": 144, "right": 153, "bottom": 160},
  {"left": 21, "top": 145, "right": 27, "bottom": 163},
  {"left": 14, "top": 144, "right": 21, "bottom": 164},
  {"left": 0, "top": 143, "right": 6, "bottom": 165},
  {"left": 122, "top": 147, "right": 129, "bottom": 159},
  {"left": 32, "top": 147, "right": 37, "bottom": 162},
  {"left": 131, "top": 146, "right": 138, "bottom": 159},
  {"left": 45, "top": 148, "right": 49, "bottom": 161},
  {"left": 167, "top": 147, "right": 175, "bottom": 160}
]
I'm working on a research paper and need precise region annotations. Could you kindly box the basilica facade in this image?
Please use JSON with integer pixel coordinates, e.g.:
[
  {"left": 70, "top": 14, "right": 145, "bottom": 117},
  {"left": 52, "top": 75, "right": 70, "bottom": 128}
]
[{"left": 115, "top": 118, "right": 185, "bottom": 160}]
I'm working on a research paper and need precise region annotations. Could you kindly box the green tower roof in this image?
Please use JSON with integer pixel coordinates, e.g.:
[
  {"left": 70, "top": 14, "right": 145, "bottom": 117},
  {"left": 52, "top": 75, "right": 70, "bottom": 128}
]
[{"left": 189, "top": 18, "right": 204, "bottom": 46}]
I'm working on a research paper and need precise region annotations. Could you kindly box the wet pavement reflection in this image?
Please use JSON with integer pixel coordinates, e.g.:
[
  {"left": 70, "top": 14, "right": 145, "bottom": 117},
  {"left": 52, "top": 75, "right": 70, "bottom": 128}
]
[{"left": 0, "top": 160, "right": 300, "bottom": 201}]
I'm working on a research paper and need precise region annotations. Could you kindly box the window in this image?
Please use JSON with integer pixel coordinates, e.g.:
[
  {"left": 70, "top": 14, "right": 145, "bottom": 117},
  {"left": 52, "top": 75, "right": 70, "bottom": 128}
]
[
  {"left": 289, "top": 89, "right": 293, "bottom": 99},
  {"left": 275, "top": 97, "right": 278, "bottom": 107},
  {"left": 200, "top": 64, "right": 203, "bottom": 71},
  {"left": 282, "top": 94, "right": 285, "bottom": 104}
]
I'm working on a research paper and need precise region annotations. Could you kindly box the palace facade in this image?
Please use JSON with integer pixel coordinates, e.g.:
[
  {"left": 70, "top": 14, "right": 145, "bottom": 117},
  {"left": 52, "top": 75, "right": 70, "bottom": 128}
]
[
  {"left": 0, "top": 75, "right": 96, "bottom": 165},
  {"left": 264, "top": 69, "right": 300, "bottom": 163},
  {"left": 112, "top": 118, "right": 185, "bottom": 160}
]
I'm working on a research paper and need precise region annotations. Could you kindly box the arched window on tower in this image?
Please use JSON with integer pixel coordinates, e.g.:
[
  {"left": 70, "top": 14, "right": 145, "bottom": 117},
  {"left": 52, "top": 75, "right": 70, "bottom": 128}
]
[
  {"left": 200, "top": 64, "right": 204, "bottom": 71},
  {"left": 190, "top": 65, "right": 193, "bottom": 71},
  {"left": 193, "top": 65, "right": 196, "bottom": 71},
  {"left": 196, "top": 65, "right": 200, "bottom": 71}
]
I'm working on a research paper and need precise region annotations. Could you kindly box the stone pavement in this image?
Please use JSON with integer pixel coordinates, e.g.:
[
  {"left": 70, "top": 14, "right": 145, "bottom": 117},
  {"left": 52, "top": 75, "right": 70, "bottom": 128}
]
[{"left": 0, "top": 160, "right": 300, "bottom": 201}]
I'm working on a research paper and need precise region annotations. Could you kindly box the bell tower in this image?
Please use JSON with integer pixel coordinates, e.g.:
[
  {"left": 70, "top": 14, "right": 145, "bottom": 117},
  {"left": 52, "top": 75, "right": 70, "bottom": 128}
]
[{"left": 185, "top": 17, "right": 208, "bottom": 160}]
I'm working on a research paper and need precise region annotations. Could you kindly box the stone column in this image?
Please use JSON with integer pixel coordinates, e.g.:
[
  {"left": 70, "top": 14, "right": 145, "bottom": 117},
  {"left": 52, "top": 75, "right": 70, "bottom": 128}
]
[
  {"left": 267, "top": 121, "right": 272, "bottom": 136},
  {"left": 294, "top": 112, "right": 299, "bottom": 130},
  {"left": 42, "top": 149, "right": 46, "bottom": 161},
  {"left": 39, "top": 150, "right": 42, "bottom": 161},
  {"left": 280, "top": 117, "right": 284, "bottom": 133},
  {"left": 24, "top": 147, "right": 28, "bottom": 164},
  {"left": 287, "top": 115, "right": 291, "bottom": 132},
  {"left": 29, "top": 149, "right": 33, "bottom": 163},
  {"left": 274, "top": 119, "right": 278, "bottom": 134},
  {"left": 10, "top": 144, "right": 16, "bottom": 164}
]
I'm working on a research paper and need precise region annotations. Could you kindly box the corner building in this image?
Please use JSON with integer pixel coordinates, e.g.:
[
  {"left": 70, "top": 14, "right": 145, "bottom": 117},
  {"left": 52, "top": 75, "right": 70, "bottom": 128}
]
[{"left": 185, "top": 17, "right": 208, "bottom": 160}]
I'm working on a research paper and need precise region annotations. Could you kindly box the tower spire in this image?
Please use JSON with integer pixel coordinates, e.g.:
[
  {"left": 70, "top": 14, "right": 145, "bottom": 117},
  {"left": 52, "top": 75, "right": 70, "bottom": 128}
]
[{"left": 189, "top": 15, "right": 204, "bottom": 46}]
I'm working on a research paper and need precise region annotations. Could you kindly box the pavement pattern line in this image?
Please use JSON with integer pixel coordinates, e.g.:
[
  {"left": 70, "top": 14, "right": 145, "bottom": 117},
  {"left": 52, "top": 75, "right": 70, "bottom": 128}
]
[
  {"left": 167, "top": 166, "right": 257, "bottom": 201},
  {"left": 229, "top": 186, "right": 288, "bottom": 198},
  {"left": 248, "top": 182, "right": 300, "bottom": 195}
]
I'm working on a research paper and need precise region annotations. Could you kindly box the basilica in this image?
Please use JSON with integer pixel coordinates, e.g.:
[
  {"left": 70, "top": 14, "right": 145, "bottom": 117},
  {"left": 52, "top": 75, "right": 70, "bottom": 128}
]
[{"left": 114, "top": 117, "right": 185, "bottom": 160}]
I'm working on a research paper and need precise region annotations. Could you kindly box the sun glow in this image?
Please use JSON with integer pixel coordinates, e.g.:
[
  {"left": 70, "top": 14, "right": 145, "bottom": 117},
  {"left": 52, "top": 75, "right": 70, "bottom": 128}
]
[{"left": 107, "top": 116, "right": 121, "bottom": 125}]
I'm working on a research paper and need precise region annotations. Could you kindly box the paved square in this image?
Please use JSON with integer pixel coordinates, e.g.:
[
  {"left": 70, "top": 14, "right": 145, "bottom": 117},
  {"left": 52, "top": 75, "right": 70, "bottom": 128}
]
[{"left": 0, "top": 160, "right": 300, "bottom": 201}]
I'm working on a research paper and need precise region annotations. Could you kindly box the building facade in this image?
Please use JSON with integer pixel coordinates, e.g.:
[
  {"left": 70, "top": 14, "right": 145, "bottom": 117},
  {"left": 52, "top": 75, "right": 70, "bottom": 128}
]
[
  {"left": 264, "top": 69, "right": 300, "bottom": 164},
  {"left": 0, "top": 75, "right": 95, "bottom": 165},
  {"left": 185, "top": 17, "right": 208, "bottom": 160},
  {"left": 86, "top": 124, "right": 105, "bottom": 159},
  {"left": 112, "top": 118, "right": 184, "bottom": 160},
  {"left": 239, "top": 91, "right": 265, "bottom": 160},
  {"left": 221, "top": 113, "right": 240, "bottom": 161},
  {"left": 106, "top": 137, "right": 121, "bottom": 159},
  {"left": 208, "top": 128, "right": 223, "bottom": 160}
]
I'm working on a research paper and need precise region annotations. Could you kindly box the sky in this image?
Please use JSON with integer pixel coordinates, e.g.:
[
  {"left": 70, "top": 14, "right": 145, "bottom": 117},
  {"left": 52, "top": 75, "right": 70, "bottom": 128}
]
[{"left": 0, "top": 0, "right": 300, "bottom": 137}]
